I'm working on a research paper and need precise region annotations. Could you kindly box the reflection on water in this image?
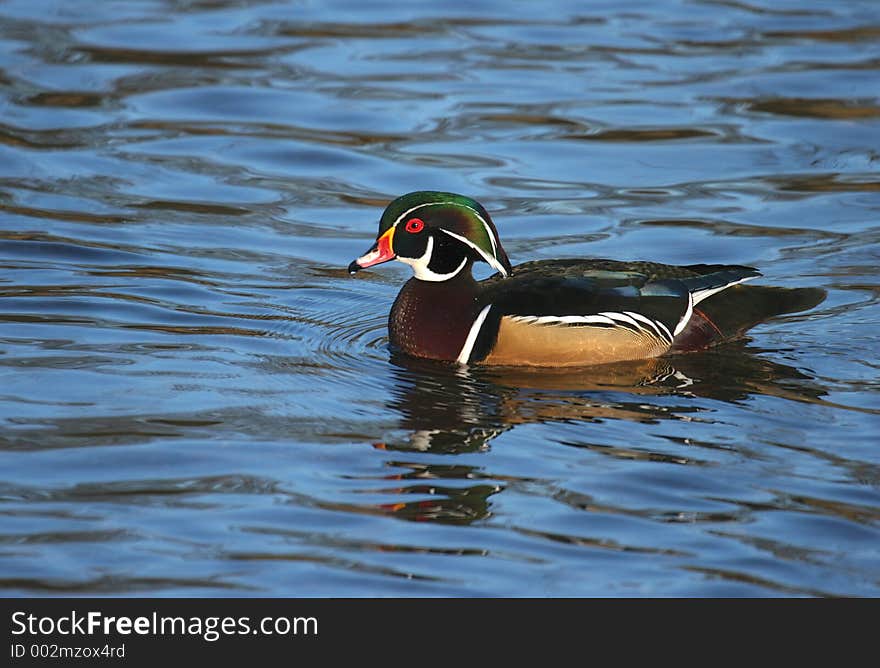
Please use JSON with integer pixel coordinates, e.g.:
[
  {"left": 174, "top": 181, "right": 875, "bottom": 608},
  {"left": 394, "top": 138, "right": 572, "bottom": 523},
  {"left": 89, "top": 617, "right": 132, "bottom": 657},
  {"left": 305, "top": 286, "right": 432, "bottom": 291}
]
[
  {"left": 385, "top": 343, "right": 833, "bottom": 456},
  {"left": 0, "top": 0, "right": 878, "bottom": 596}
]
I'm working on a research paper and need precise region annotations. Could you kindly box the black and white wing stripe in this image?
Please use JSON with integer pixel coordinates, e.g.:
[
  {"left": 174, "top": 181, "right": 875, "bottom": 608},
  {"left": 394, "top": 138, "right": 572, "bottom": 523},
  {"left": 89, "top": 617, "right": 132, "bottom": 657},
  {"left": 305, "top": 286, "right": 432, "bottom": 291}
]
[
  {"left": 505, "top": 311, "right": 675, "bottom": 345},
  {"left": 456, "top": 262, "right": 761, "bottom": 365}
]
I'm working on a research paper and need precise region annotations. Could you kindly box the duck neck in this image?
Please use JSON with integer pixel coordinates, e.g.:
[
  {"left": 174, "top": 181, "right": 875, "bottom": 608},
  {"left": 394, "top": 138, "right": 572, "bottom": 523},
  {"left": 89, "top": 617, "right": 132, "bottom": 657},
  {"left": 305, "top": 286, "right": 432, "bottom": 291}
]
[{"left": 389, "top": 263, "right": 482, "bottom": 362}]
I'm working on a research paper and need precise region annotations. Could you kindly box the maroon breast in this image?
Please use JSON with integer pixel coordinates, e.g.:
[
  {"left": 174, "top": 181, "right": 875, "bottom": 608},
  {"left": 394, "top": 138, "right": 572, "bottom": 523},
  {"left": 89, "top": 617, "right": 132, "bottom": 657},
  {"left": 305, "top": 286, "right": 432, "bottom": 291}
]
[{"left": 389, "top": 275, "right": 480, "bottom": 362}]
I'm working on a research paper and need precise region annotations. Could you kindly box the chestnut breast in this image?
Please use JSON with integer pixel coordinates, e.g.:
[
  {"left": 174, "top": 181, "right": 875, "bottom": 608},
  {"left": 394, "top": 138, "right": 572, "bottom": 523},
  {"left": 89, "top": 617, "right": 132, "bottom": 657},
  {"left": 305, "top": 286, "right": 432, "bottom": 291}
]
[{"left": 389, "top": 276, "right": 481, "bottom": 361}]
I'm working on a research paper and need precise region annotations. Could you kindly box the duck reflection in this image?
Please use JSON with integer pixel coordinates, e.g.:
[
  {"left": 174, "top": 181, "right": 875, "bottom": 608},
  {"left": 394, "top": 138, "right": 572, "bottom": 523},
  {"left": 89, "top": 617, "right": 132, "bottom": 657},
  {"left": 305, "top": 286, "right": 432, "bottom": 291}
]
[
  {"left": 383, "top": 342, "right": 828, "bottom": 456},
  {"left": 372, "top": 480, "right": 501, "bottom": 526},
  {"left": 367, "top": 342, "right": 832, "bottom": 523}
]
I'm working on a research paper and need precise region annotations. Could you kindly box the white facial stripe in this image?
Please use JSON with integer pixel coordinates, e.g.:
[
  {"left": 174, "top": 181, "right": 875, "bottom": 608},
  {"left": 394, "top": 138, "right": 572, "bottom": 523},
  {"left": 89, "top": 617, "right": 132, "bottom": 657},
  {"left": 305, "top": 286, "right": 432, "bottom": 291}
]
[
  {"left": 415, "top": 255, "right": 468, "bottom": 281},
  {"left": 456, "top": 304, "right": 493, "bottom": 365},
  {"left": 392, "top": 202, "right": 442, "bottom": 228},
  {"left": 396, "top": 234, "right": 433, "bottom": 277},
  {"left": 439, "top": 228, "right": 507, "bottom": 277},
  {"left": 392, "top": 200, "right": 507, "bottom": 277},
  {"left": 397, "top": 235, "right": 468, "bottom": 282}
]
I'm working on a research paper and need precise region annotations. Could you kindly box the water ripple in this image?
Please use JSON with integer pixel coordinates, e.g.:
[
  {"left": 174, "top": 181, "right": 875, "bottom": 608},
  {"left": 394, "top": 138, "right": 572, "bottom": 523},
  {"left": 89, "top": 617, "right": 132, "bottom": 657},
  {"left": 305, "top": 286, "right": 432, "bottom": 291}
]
[{"left": 0, "top": 0, "right": 877, "bottom": 596}]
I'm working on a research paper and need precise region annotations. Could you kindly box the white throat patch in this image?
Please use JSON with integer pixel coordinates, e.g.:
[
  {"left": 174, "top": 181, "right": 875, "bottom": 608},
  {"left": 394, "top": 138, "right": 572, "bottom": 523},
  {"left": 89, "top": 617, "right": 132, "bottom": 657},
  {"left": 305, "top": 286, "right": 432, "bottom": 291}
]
[{"left": 397, "top": 235, "right": 468, "bottom": 282}]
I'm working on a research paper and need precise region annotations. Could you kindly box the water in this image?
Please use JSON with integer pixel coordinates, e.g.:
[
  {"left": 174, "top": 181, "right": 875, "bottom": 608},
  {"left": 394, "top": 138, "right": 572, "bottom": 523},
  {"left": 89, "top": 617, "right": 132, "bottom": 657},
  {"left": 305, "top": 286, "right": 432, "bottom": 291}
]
[{"left": 0, "top": 0, "right": 878, "bottom": 597}]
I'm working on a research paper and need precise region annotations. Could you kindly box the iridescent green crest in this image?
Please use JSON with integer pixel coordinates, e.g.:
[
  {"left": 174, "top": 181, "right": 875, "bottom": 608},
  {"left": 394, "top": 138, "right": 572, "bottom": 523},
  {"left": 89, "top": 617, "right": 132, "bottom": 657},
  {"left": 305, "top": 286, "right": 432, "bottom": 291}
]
[{"left": 377, "top": 191, "right": 512, "bottom": 276}]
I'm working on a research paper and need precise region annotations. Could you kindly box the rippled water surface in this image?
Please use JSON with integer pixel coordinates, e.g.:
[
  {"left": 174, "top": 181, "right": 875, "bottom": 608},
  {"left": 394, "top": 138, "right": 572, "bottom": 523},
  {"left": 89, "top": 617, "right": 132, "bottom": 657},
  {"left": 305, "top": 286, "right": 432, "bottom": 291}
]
[{"left": 1, "top": 0, "right": 878, "bottom": 596}]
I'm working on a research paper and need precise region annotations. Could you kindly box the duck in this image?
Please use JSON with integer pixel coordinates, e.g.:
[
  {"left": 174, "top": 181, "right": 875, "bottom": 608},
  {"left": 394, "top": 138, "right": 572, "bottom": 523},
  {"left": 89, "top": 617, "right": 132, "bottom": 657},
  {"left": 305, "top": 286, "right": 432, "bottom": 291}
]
[{"left": 348, "top": 191, "right": 824, "bottom": 367}]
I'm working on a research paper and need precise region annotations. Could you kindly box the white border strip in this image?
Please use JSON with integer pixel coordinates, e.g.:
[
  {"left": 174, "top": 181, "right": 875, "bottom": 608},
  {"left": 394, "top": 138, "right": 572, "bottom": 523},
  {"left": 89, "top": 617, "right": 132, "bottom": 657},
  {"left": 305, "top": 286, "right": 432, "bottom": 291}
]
[{"left": 456, "top": 304, "right": 493, "bottom": 365}]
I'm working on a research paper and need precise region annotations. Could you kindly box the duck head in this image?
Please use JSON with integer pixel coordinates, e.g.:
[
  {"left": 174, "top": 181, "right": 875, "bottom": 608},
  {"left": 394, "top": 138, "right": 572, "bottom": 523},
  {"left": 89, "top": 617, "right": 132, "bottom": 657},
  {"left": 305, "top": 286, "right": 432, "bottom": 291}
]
[{"left": 348, "top": 191, "right": 513, "bottom": 281}]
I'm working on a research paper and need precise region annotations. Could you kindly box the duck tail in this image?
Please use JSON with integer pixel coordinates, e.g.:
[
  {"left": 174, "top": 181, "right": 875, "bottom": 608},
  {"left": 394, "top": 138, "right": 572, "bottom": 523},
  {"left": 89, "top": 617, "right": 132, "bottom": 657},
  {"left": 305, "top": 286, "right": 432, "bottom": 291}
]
[{"left": 671, "top": 284, "right": 826, "bottom": 352}]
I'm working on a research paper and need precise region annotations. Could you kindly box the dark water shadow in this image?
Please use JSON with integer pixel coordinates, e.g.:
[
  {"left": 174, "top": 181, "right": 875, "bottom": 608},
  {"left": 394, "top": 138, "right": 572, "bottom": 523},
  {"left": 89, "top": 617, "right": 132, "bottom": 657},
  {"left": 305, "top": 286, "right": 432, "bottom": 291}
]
[
  {"left": 383, "top": 342, "right": 831, "bottom": 456},
  {"left": 338, "top": 342, "right": 846, "bottom": 526}
]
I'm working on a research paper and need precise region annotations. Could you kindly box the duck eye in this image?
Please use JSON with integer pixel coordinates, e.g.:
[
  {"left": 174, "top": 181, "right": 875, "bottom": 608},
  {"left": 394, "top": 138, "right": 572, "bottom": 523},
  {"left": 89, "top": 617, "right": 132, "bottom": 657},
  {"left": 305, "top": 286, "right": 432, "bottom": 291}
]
[{"left": 404, "top": 218, "right": 424, "bottom": 234}]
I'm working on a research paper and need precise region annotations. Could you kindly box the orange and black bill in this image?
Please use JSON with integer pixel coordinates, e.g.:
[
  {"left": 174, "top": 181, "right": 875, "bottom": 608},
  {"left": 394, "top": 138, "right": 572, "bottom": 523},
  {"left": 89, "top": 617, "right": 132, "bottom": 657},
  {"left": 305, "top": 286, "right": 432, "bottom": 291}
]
[{"left": 348, "top": 227, "right": 396, "bottom": 274}]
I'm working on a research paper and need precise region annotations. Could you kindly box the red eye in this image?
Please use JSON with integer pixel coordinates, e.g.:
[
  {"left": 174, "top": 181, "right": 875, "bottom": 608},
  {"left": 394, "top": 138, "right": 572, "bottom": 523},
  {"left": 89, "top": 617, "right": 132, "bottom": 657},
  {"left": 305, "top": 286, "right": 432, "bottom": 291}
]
[{"left": 404, "top": 218, "right": 424, "bottom": 234}]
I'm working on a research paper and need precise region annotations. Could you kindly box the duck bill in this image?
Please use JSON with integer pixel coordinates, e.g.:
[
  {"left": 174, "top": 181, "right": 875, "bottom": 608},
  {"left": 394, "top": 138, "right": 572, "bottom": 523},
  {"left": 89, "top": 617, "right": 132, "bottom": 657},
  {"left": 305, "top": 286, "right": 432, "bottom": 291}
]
[{"left": 348, "top": 227, "right": 396, "bottom": 274}]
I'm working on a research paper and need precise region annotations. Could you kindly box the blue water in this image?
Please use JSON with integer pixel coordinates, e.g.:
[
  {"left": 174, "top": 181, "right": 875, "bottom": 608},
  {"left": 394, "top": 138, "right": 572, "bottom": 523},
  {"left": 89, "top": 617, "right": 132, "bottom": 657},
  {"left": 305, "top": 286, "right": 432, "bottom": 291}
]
[{"left": 0, "top": 0, "right": 878, "bottom": 596}]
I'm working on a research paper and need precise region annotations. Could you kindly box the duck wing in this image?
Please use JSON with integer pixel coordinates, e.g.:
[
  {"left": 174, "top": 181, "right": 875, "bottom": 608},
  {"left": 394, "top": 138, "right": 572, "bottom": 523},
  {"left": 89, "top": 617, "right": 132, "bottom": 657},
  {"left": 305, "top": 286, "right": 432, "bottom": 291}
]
[{"left": 462, "top": 259, "right": 760, "bottom": 364}]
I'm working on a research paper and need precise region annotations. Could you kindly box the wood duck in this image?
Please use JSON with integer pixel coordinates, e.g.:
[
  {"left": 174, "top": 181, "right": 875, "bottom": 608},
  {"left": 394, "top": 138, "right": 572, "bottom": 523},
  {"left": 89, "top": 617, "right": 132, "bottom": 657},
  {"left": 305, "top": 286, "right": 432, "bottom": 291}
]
[{"left": 348, "top": 191, "right": 824, "bottom": 367}]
